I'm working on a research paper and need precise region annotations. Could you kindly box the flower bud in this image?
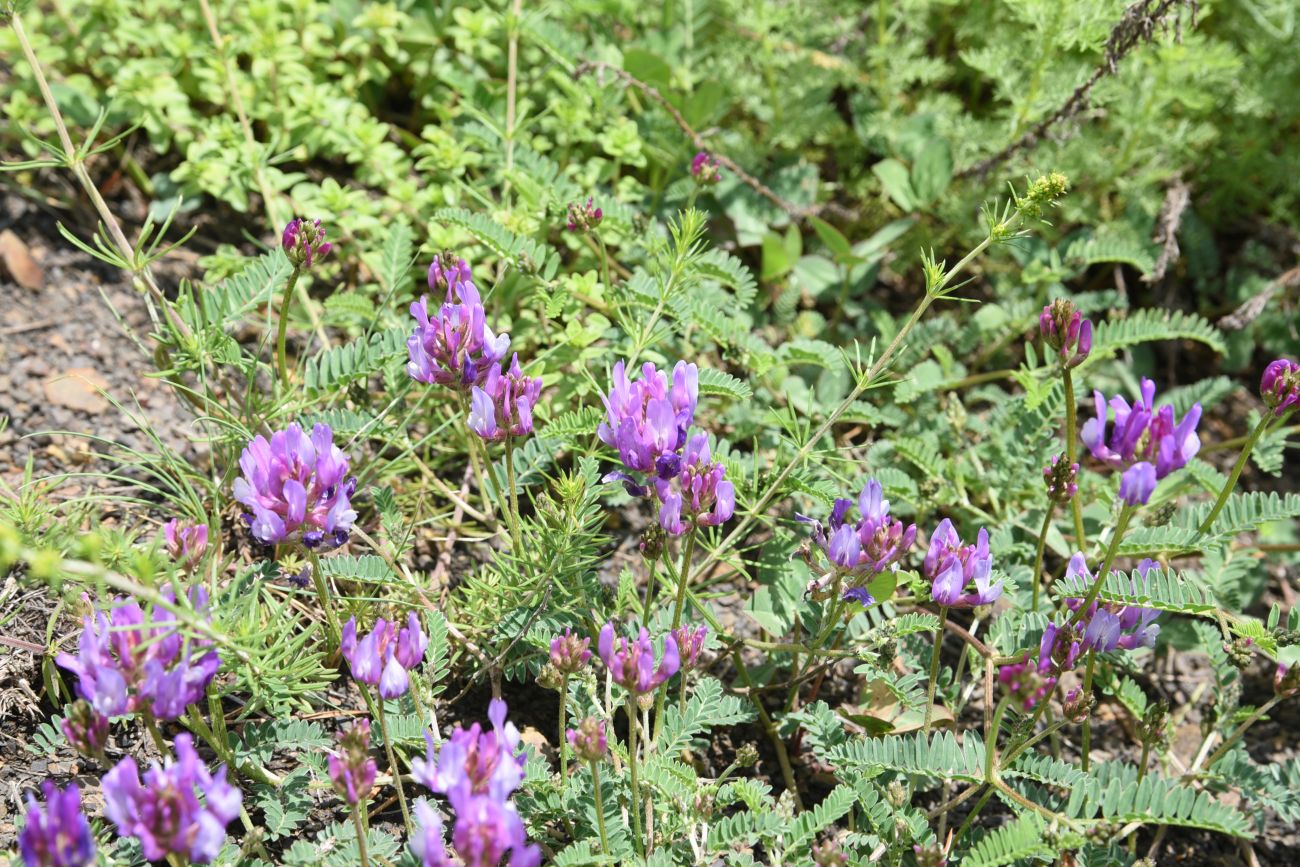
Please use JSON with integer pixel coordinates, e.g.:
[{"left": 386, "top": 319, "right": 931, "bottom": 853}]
[
  {"left": 328, "top": 720, "right": 377, "bottom": 805},
  {"left": 565, "top": 197, "right": 603, "bottom": 233},
  {"left": 639, "top": 525, "right": 666, "bottom": 561},
  {"left": 998, "top": 653, "right": 1058, "bottom": 711},
  {"left": 1261, "top": 359, "right": 1300, "bottom": 417},
  {"left": 812, "top": 840, "right": 848, "bottom": 867},
  {"left": 1275, "top": 663, "right": 1300, "bottom": 698},
  {"left": 670, "top": 624, "right": 708, "bottom": 673},
  {"left": 1042, "top": 454, "right": 1079, "bottom": 504},
  {"left": 61, "top": 700, "right": 109, "bottom": 761},
  {"left": 1063, "top": 686, "right": 1093, "bottom": 723},
  {"left": 913, "top": 837, "right": 951, "bottom": 867},
  {"left": 566, "top": 717, "right": 608, "bottom": 763},
  {"left": 885, "top": 779, "right": 909, "bottom": 808},
  {"left": 1223, "top": 636, "right": 1254, "bottom": 670},
  {"left": 282, "top": 218, "right": 332, "bottom": 269},
  {"left": 549, "top": 628, "right": 592, "bottom": 677},
  {"left": 1039, "top": 299, "right": 1092, "bottom": 370},
  {"left": 691, "top": 151, "right": 722, "bottom": 185},
  {"left": 736, "top": 743, "right": 759, "bottom": 767}
]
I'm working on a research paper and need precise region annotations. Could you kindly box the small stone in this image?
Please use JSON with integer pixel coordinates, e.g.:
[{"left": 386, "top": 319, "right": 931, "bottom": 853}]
[
  {"left": 43, "top": 367, "right": 110, "bottom": 413},
  {"left": 0, "top": 229, "right": 44, "bottom": 289}
]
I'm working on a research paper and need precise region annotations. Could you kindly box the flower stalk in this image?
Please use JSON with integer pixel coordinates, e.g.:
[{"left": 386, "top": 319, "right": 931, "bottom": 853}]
[
  {"left": 1198, "top": 413, "right": 1272, "bottom": 534},
  {"left": 924, "top": 606, "right": 949, "bottom": 736}
]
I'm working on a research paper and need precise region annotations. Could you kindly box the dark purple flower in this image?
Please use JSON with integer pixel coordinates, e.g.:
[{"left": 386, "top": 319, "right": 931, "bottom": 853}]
[
  {"left": 565, "top": 197, "right": 603, "bottom": 233},
  {"left": 598, "top": 360, "right": 698, "bottom": 477},
  {"left": 233, "top": 422, "right": 357, "bottom": 548},
  {"left": 19, "top": 782, "right": 95, "bottom": 867},
  {"left": 282, "top": 218, "right": 332, "bottom": 269},
  {"left": 799, "top": 479, "right": 917, "bottom": 600},
  {"left": 657, "top": 433, "right": 735, "bottom": 536},
  {"left": 691, "top": 151, "right": 721, "bottom": 184},
  {"left": 341, "top": 613, "right": 426, "bottom": 699},
  {"left": 999, "top": 652, "right": 1058, "bottom": 711},
  {"left": 671, "top": 624, "right": 708, "bottom": 672},
  {"left": 1039, "top": 619, "right": 1082, "bottom": 673},
  {"left": 597, "top": 623, "right": 680, "bottom": 695},
  {"left": 162, "top": 519, "right": 208, "bottom": 569},
  {"left": 407, "top": 258, "right": 511, "bottom": 389},
  {"left": 1118, "top": 461, "right": 1157, "bottom": 506},
  {"left": 411, "top": 699, "right": 527, "bottom": 803},
  {"left": 1080, "top": 378, "right": 1201, "bottom": 479},
  {"left": 548, "top": 628, "right": 592, "bottom": 676},
  {"left": 1261, "top": 359, "right": 1300, "bottom": 417},
  {"left": 60, "top": 700, "right": 109, "bottom": 761},
  {"left": 102, "top": 733, "right": 242, "bottom": 865},
  {"left": 1038, "top": 299, "right": 1092, "bottom": 369},
  {"left": 1061, "top": 554, "right": 1162, "bottom": 652},
  {"left": 412, "top": 799, "right": 453, "bottom": 867},
  {"left": 1042, "top": 454, "right": 1079, "bottom": 504},
  {"left": 842, "top": 587, "right": 876, "bottom": 606},
  {"left": 567, "top": 717, "right": 608, "bottom": 763},
  {"left": 923, "top": 519, "right": 1001, "bottom": 608},
  {"left": 55, "top": 589, "right": 220, "bottom": 721},
  {"left": 328, "top": 720, "right": 377, "bottom": 805},
  {"left": 468, "top": 354, "right": 543, "bottom": 442}
]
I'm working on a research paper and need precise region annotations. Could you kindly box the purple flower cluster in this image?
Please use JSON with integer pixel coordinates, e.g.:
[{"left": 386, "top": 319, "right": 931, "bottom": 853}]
[
  {"left": 341, "top": 613, "right": 427, "bottom": 699},
  {"left": 1261, "top": 359, "right": 1300, "bottom": 417},
  {"left": 234, "top": 423, "right": 358, "bottom": 548},
  {"left": 163, "top": 518, "right": 208, "bottom": 569},
  {"left": 598, "top": 623, "right": 680, "bottom": 695},
  {"left": 1080, "top": 378, "right": 1201, "bottom": 505},
  {"left": 56, "top": 589, "right": 220, "bottom": 721},
  {"left": 60, "top": 700, "right": 109, "bottom": 761},
  {"left": 691, "top": 151, "right": 722, "bottom": 184},
  {"left": 20, "top": 782, "right": 95, "bottom": 867},
  {"left": 1042, "top": 454, "right": 1079, "bottom": 504},
  {"left": 411, "top": 699, "right": 539, "bottom": 867},
  {"left": 566, "top": 197, "right": 603, "bottom": 233},
  {"left": 328, "top": 719, "right": 377, "bottom": 805},
  {"left": 657, "top": 433, "right": 736, "bottom": 536},
  {"left": 102, "top": 733, "right": 242, "bottom": 864},
  {"left": 1060, "top": 554, "right": 1162, "bottom": 653},
  {"left": 567, "top": 717, "right": 608, "bottom": 762},
  {"left": 549, "top": 628, "right": 592, "bottom": 676},
  {"left": 799, "top": 479, "right": 917, "bottom": 604},
  {"left": 468, "top": 354, "right": 543, "bottom": 442},
  {"left": 923, "top": 519, "right": 1002, "bottom": 608},
  {"left": 671, "top": 624, "right": 709, "bottom": 672},
  {"left": 1039, "top": 299, "right": 1092, "bottom": 369},
  {"left": 282, "top": 218, "right": 332, "bottom": 269},
  {"left": 998, "top": 653, "right": 1058, "bottom": 711},
  {"left": 407, "top": 256, "right": 511, "bottom": 390}
]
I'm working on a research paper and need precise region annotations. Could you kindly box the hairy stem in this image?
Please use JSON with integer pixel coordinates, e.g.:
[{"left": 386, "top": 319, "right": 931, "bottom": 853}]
[
  {"left": 558, "top": 675, "right": 570, "bottom": 788},
  {"left": 626, "top": 694, "right": 645, "bottom": 857},
  {"left": 1031, "top": 505, "right": 1056, "bottom": 612},
  {"left": 1080, "top": 652, "right": 1097, "bottom": 772},
  {"left": 731, "top": 648, "right": 804, "bottom": 812},
  {"left": 307, "top": 549, "right": 343, "bottom": 655},
  {"left": 591, "top": 760, "right": 610, "bottom": 856},
  {"left": 655, "top": 526, "right": 697, "bottom": 742},
  {"left": 504, "top": 434, "right": 525, "bottom": 555},
  {"left": 1198, "top": 414, "right": 1272, "bottom": 534},
  {"left": 370, "top": 693, "right": 413, "bottom": 835},
  {"left": 1062, "top": 369, "right": 1087, "bottom": 546},
  {"left": 275, "top": 266, "right": 303, "bottom": 386},
  {"left": 1067, "top": 504, "right": 1135, "bottom": 627},
  {"left": 351, "top": 806, "right": 371, "bottom": 867},
  {"left": 1200, "top": 695, "right": 1283, "bottom": 771},
  {"left": 924, "top": 607, "right": 949, "bottom": 736}
]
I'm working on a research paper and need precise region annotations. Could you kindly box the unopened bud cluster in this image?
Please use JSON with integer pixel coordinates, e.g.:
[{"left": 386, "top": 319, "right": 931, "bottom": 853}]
[{"left": 1043, "top": 454, "right": 1079, "bottom": 504}]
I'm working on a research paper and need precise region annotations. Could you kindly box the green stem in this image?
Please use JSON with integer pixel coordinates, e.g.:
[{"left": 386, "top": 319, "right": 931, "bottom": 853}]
[
  {"left": 952, "top": 787, "right": 995, "bottom": 842},
  {"left": 558, "top": 675, "right": 570, "bottom": 787},
  {"left": 923, "top": 607, "right": 949, "bottom": 736},
  {"left": 143, "top": 713, "right": 168, "bottom": 753},
  {"left": 655, "top": 527, "right": 698, "bottom": 742},
  {"left": 985, "top": 696, "right": 1011, "bottom": 781},
  {"left": 1080, "top": 652, "right": 1097, "bottom": 772},
  {"left": 275, "top": 266, "right": 303, "bottom": 387},
  {"left": 307, "top": 550, "right": 343, "bottom": 655},
  {"left": 1062, "top": 369, "right": 1087, "bottom": 546},
  {"left": 1031, "top": 505, "right": 1055, "bottom": 613},
  {"left": 1200, "top": 695, "right": 1283, "bottom": 771},
  {"left": 626, "top": 694, "right": 645, "bottom": 858},
  {"left": 368, "top": 692, "right": 413, "bottom": 835},
  {"left": 351, "top": 806, "right": 371, "bottom": 867},
  {"left": 504, "top": 434, "right": 524, "bottom": 554},
  {"left": 1067, "top": 504, "right": 1135, "bottom": 628},
  {"left": 591, "top": 760, "right": 610, "bottom": 856},
  {"left": 595, "top": 231, "right": 614, "bottom": 296},
  {"left": 731, "top": 648, "right": 804, "bottom": 812},
  {"left": 1198, "top": 414, "right": 1272, "bottom": 534},
  {"left": 641, "top": 553, "right": 662, "bottom": 625}
]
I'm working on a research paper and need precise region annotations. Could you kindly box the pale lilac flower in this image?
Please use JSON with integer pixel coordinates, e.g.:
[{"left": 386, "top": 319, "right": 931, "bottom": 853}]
[
  {"left": 411, "top": 699, "right": 527, "bottom": 803},
  {"left": 233, "top": 422, "right": 357, "bottom": 549},
  {"left": 55, "top": 589, "right": 219, "bottom": 721},
  {"left": 1261, "top": 359, "right": 1300, "bottom": 417},
  {"left": 448, "top": 792, "right": 541, "bottom": 867},
  {"left": 407, "top": 257, "right": 511, "bottom": 389},
  {"left": 1080, "top": 378, "right": 1201, "bottom": 479},
  {"left": 567, "top": 717, "right": 608, "bottom": 762},
  {"left": 691, "top": 151, "right": 721, "bottom": 184},
  {"left": 411, "top": 799, "right": 453, "bottom": 867},
  {"left": 162, "top": 519, "right": 208, "bottom": 569},
  {"left": 328, "top": 720, "right": 377, "bottom": 805},
  {"left": 598, "top": 360, "right": 698, "bottom": 479},
  {"left": 60, "top": 700, "right": 108, "bottom": 761},
  {"left": 597, "top": 623, "right": 680, "bottom": 695},
  {"left": 468, "top": 354, "right": 543, "bottom": 442},
  {"left": 1118, "top": 461, "right": 1157, "bottom": 505},
  {"left": 923, "top": 519, "right": 1001, "bottom": 608},
  {"left": 282, "top": 218, "right": 332, "bottom": 269},
  {"left": 799, "top": 479, "right": 917, "bottom": 601},
  {"left": 548, "top": 628, "right": 592, "bottom": 676},
  {"left": 671, "top": 624, "right": 708, "bottom": 672},
  {"left": 341, "top": 614, "right": 426, "bottom": 699},
  {"left": 657, "top": 433, "right": 735, "bottom": 535},
  {"left": 1039, "top": 299, "right": 1092, "bottom": 369},
  {"left": 101, "top": 733, "right": 241, "bottom": 865},
  {"left": 19, "top": 782, "right": 94, "bottom": 867}
]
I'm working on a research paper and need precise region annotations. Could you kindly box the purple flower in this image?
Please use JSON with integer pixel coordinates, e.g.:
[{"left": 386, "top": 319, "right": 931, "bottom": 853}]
[
  {"left": 1118, "top": 461, "right": 1157, "bottom": 506},
  {"left": 102, "top": 733, "right": 242, "bottom": 865},
  {"left": 55, "top": 589, "right": 220, "bottom": 721},
  {"left": 1038, "top": 299, "right": 1092, "bottom": 369},
  {"left": 407, "top": 258, "right": 511, "bottom": 389},
  {"left": 1080, "top": 378, "right": 1201, "bottom": 479},
  {"left": 923, "top": 519, "right": 1001, "bottom": 608},
  {"left": 1275, "top": 663, "right": 1300, "bottom": 697},
  {"left": 549, "top": 628, "right": 592, "bottom": 676},
  {"left": 671, "top": 624, "right": 709, "bottom": 672},
  {"left": 429, "top": 254, "right": 473, "bottom": 292},
  {"left": 19, "top": 782, "right": 95, "bottom": 867},
  {"left": 60, "top": 700, "right": 109, "bottom": 761},
  {"left": 842, "top": 587, "right": 876, "bottom": 605},
  {"left": 1261, "top": 359, "right": 1300, "bottom": 417},
  {"left": 691, "top": 151, "right": 722, "bottom": 184},
  {"left": 998, "top": 652, "right": 1058, "bottom": 711},
  {"left": 411, "top": 699, "right": 527, "bottom": 803},
  {"left": 233, "top": 422, "right": 358, "bottom": 549},
  {"left": 411, "top": 799, "right": 453, "bottom": 867},
  {"left": 162, "top": 519, "right": 208, "bottom": 569},
  {"left": 282, "top": 218, "right": 332, "bottom": 269},
  {"left": 1061, "top": 554, "right": 1162, "bottom": 652},
  {"left": 657, "top": 433, "right": 735, "bottom": 535},
  {"left": 1039, "top": 619, "right": 1082, "bottom": 673},
  {"left": 799, "top": 479, "right": 917, "bottom": 598},
  {"left": 565, "top": 197, "right": 603, "bottom": 233},
  {"left": 447, "top": 791, "right": 541, "bottom": 867},
  {"left": 468, "top": 354, "right": 543, "bottom": 442},
  {"left": 598, "top": 360, "right": 698, "bottom": 478},
  {"left": 597, "top": 623, "right": 680, "bottom": 695},
  {"left": 328, "top": 720, "right": 377, "bottom": 805},
  {"left": 341, "top": 613, "right": 426, "bottom": 699},
  {"left": 567, "top": 717, "right": 608, "bottom": 763}
]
